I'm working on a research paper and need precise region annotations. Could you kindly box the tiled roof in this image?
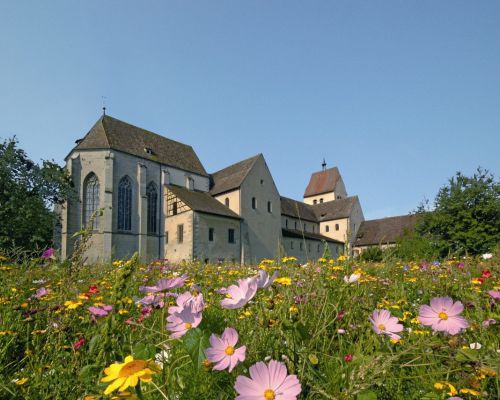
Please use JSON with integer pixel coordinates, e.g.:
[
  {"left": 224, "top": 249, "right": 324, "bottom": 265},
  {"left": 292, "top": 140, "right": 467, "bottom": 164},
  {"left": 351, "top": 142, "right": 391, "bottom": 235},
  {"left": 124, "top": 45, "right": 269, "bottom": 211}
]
[
  {"left": 166, "top": 185, "right": 241, "bottom": 220},
  {"left": 304, "top": 167, "right": 341, "bottom": 197},
  {"left": 209, "top": 154, "right": 261, "bottom": 196},
  {"left": 280, "top": 197, "right": 317, "bottom": 222},
  {"left": 311, "top": 196, "right": 359, "bottom": 221},
  {"left": 72, "top": 115, "right": 208, "bottom": 176},
  {"left": 354, "top": 214, "right": 419, "bottom": 246},
  {"left": 282, "top": 228, "right": 344, "bottom": 244}
]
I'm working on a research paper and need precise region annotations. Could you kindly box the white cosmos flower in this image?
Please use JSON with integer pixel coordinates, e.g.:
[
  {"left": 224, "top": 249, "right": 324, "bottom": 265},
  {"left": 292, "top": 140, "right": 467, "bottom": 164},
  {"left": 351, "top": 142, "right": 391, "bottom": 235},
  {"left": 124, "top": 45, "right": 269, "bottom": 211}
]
[
  {"left": 343, "top": 273, "right": 361, "bottom": 284},
  {"left": 482, "top": 253, "right": 492, "bottom": 260}
]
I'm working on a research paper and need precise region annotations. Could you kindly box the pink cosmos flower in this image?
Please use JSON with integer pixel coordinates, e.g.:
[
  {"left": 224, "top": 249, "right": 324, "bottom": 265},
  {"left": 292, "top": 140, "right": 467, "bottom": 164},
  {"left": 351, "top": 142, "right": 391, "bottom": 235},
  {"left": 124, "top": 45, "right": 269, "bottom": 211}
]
[
  {"left": 220, "top": 278, "right": 258, "bottom": 309},
  {"left": 34, "top": 287, "right": 49, "bottom": 299},
  {"left": 139, "top": 274, "right": 188, "bottom": 293},
  {"left": 41, "top": 248, "right": 56, "bottom": 259},
  {"left": 168, "top": 291, "right": 205, "bottom": 314},
  {"left": 487, "top": 290, "right": 500, "bottom": 300},
  {"left": 166, "top": 305, "right": 202, "bottom": 339},
  {"left": 206, "top": 327, "right": 246, "bottom": 372},
  {"left": 88, "top": 305, "right": 113, "bottom": 317},
  {"left": 234, "top": 360, "right": 301, "bottom": 400},
  {"left": 369, "top": 309, "right": 404, "bottom": 340},
  {"left": 137, "top": 293, "right": 167, "bottom": 308},
  {"left": 419, "top": 297, "right": 469, "bottom": 335},
  {"left": 255, "top": 270, "right": 278, "bottom": 289}
]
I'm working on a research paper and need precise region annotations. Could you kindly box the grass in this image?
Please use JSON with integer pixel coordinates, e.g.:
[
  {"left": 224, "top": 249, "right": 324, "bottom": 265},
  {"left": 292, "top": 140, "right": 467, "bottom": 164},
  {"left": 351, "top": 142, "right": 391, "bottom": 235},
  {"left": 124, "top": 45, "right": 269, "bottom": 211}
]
[{"left": 0, "top": 254, "right": 498, "bottom": 399}]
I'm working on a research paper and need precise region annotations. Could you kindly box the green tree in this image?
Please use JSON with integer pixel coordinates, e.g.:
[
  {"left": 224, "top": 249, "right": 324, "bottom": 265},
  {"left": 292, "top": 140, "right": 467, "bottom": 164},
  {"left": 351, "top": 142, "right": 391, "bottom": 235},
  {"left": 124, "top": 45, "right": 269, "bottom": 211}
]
[
  {"left": 417, "top": 168, "right": 500, "bottom": 257},
  {"left": 0, "top": 137, "right": 74, "bottom": 251}
]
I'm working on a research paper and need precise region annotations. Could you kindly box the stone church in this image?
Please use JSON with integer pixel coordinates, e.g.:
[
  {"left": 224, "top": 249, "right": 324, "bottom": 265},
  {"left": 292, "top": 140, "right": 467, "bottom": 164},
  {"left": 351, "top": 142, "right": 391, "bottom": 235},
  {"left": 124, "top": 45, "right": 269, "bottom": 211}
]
[{"left": 60, "top": 115, "right": 412, "bottom": 264}]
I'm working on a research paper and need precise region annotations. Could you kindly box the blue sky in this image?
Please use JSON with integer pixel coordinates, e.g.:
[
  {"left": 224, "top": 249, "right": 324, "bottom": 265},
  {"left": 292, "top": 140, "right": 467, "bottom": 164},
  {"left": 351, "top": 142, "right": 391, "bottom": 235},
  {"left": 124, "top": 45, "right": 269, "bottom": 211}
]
[{"left": 1, "top": 1, "right": 499, "bottom": 219}]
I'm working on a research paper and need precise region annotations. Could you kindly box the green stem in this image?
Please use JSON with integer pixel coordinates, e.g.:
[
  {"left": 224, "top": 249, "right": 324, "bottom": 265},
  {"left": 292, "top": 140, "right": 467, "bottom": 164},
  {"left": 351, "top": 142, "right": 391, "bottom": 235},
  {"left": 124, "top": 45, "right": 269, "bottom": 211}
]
[{"left": 135, "top": 382, "right": 145, "bottom": 400}]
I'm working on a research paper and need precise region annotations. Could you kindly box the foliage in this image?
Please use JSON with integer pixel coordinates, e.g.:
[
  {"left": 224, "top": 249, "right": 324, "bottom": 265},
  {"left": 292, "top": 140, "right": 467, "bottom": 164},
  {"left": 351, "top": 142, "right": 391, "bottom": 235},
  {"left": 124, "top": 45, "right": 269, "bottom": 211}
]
[
  {"left": 0, "top": 255, "right": 498, "bottom": 399},
  {"left": 0, "top": 137, "right": 73, "bottom": 251},
  {"left": 416, "top": 168, "right": 500, "bottom": 257},
  {"left": 359, "top": 246, "right": 383, "bottom": 262},
  {"left": 394, "top": 228, "right": 439, "bottom": 261}
]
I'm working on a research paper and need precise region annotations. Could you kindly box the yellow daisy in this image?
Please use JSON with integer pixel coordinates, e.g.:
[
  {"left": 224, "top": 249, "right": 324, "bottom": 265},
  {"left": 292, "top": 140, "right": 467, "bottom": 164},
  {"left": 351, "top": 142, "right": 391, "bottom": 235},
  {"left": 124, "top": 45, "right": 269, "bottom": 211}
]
[{"left": 101, "top": 356, "right": 157, "bottom": 395}]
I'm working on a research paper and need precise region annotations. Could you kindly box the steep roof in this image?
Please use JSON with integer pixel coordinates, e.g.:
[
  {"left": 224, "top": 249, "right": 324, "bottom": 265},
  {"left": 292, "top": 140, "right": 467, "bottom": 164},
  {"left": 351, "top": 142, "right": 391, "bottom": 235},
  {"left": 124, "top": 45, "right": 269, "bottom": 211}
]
[
  {"left": 209, "top": 154, "right": 261, "bottom": 196},
  {"left": 311, "top": 196, "right": 360, "bottom": 221},
  {"left": 282, "top": 228, "right": 344, "bottom": 244},
  {"left": 166, "top": 185, "right": 241, "bottom": 220},
  {"left": 354, "top": 214, "right": 419, "bottom": 246},
  {"left": 304, "top": 167, "right": 341, "bottom": 197},
  {"left": 71, "top": 115, "right": 208, "bottom": 176},
  {"left": 280, "top": 197, "right": 317, "bottom": 222}
]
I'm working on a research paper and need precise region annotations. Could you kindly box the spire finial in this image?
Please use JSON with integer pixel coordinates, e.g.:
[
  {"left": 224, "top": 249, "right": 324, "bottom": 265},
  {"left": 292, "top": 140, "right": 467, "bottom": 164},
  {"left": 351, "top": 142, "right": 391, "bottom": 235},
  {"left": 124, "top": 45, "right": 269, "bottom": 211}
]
[
  {"left": 322, "top": 158, "right": 327, "bottom": 171},
  {"left": 102, "top": 96, "right": 107, "bottom": 116}
]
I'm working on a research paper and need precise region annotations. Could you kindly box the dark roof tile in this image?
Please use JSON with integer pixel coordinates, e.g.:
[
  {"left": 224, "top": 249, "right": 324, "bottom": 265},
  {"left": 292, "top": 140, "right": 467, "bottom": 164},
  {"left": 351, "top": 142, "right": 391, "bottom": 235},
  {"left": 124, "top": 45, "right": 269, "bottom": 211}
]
[
  {"left": 166, "top": 185, "right": 241, "bottom": 220},
  {"left": 209, "top": 154, "right": 261, "bottom": 196},
  {"left": 72, "top": 115, "right": 207, "bottom": 176},
  {"left": 354, "top": 214, "right": 419, "bottom": 246},
  {"left": 304, "top": 167, "right": 341, "bottom": 197},
  {"left": 311, "top": 196, "right": 359, "bottom": 221},
  {"left": 282, "top": 228, "right": 344, "bottom": 244},
  {"left": 280, "top": 197, "right": 317, "bottom": 222}
]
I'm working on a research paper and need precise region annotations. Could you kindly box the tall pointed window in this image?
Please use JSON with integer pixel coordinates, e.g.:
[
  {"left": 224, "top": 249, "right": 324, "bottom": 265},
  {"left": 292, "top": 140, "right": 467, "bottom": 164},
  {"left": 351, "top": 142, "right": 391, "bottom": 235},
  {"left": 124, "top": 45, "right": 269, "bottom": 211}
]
[
  {"left": 147, "top": 182, "right": 158, "bottom": 234},
  {"left": 118, "top": 176, "right": 132, "bottom": 231},
  {"left": 84, "top": 173, "right": 100, "bottom": 230}
]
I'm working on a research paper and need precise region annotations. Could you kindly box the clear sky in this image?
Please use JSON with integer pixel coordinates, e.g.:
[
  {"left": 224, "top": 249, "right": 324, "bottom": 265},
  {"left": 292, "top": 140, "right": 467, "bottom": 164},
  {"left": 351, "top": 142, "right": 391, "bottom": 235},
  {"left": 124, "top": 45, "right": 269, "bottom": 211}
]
[{"left": 1, "top": 1, "right": 499, "bottom": 219}]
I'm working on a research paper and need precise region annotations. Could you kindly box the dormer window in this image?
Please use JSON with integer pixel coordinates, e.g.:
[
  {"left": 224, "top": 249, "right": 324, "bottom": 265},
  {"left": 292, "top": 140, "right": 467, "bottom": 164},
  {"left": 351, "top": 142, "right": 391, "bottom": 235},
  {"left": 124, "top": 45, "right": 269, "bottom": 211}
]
[{"left": 144, "top": 147, "right": 154, "bottom": 155}]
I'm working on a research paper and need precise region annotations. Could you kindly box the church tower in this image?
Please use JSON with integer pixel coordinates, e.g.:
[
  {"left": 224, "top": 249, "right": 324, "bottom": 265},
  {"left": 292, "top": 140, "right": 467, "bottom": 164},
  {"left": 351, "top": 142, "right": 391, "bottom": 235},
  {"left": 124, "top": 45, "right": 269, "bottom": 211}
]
[{"left": 303, "top": 165, "right": 348, "bottom": 205}]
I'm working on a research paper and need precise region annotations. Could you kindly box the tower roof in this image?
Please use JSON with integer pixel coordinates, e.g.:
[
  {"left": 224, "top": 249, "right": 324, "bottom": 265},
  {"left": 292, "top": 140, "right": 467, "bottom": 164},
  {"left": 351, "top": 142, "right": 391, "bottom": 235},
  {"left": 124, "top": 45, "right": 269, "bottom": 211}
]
[
  {"left": 304, "top": 167, "right": 341, "bottom": 197},
  {"left": 69, "top": 115, "right": 208, "bottom": 176}
]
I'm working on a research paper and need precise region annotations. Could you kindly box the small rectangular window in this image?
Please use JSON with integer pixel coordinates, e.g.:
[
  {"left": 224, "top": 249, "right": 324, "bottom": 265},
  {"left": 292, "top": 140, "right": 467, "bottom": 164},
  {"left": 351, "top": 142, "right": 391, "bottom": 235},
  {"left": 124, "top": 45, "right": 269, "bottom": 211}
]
[
  {"left": 320, "top": 198, "right": 324, "bottom": 203},
  {"left": 165, "top": 231, "right": 168, "bottom": 244},
  {"left": 172, "top": 201, "right": 178, "bottom": 215},
  {"left": 209, "top": 228, "right": 214, "bottom": 242},
  {"left": 294, "top": 221, "right": 297, "bottom": 230},
  {"left": 300, "top": 242, "right": 303, "bottom": 251},
  {"left": 267, "top": 201, "right": 272, "bottom": 213},
  {"left": 326, "top": 225, "right": 330, "bottom": 232},
  {"left": 228, "top": 229, "right": 235, "bottom": 244},
  {"left": 291, "top": 241, "right": 294, "bottom": 249},
  {"left": 177, "top": 224, "right": 184, "bottom": 243},
  {"left": 335, "top": 224, "right": 339, "bottom": 231},
  {"left": 252, "top": 197, "right": 257, "bottom": 209},
  {"left": 313, "top": 199, "right": 317, "bottom": 204}
]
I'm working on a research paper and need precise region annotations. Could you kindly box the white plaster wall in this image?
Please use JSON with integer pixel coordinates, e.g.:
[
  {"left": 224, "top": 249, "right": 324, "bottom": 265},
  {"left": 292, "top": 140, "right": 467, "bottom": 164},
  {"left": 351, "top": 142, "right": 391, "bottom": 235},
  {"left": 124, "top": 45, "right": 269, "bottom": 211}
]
[
  {"left": 214, "top": 190, "right": 241, "bottom": 215},
  {"left": 281, "top": 237, "right": 342, "bottom": 262},
  {"left": 165, "top": 210, "right": 193, "bottom": 262},
  {"left": 193, "top": 213, "right": 241, "bottom": 263},
  {"left": 239, "top": 156, "right": 282, "bottom": 264}
]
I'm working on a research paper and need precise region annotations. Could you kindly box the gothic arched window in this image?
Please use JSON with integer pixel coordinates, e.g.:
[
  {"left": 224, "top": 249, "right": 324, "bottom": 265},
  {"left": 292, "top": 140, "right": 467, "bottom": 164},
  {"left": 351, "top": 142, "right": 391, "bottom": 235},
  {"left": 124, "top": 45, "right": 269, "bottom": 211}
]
[
  {"left": 84, "top": 173, "right": 100, "bottom": 230},
  {"left": 147, "top": 182, "right": 158, "bottom": 233},
  {"left": 118, "top": 176, "right": 132, "bottom": 231}
]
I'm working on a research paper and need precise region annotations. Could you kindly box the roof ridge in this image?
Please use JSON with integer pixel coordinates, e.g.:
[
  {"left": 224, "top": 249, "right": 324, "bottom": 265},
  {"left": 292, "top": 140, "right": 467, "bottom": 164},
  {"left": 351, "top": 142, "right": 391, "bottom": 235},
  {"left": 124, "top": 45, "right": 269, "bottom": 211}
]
[{"left": 211, "top": 153, "right": 261, "bottom": 177}]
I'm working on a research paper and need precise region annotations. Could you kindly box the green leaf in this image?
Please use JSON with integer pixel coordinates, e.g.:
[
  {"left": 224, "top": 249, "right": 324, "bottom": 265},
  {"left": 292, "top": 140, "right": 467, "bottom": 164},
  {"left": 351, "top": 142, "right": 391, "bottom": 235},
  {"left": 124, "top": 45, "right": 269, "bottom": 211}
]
[
  {"left": 88, "top": 335, "right": 101, "bottom": 354},
  {"left": 78, "top": 364, "right": 100, "bottom": 382},
  {"left": 420, "top": 392, "right": 440, "bottom": 400},
  {"left": 183, "top": 328, "right": 210, "bottom": 371},
  {"left": 133, "top": 342, "right": 157, "bottom": 360},
  {"left": 356, "top": 390, "right": 377, "bottom": 400},
  {"left": 456, "top": 348, "right": 479, "bottom": 362}
]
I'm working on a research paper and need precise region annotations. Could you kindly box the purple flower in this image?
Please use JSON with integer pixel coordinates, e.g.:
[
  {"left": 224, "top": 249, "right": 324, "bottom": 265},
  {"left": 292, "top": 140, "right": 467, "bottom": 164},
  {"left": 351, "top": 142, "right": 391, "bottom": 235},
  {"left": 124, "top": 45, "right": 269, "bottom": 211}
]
[
  {"left": 220, "top": 278, "right": 258, "bottom": 309},
  {"left": 206, "top": 327, "right": 246, "bottom": 372},
  {"left": 137, "top": 293, "right": 167, "bottom": 308},
  {"left": 41, "top": 248, "right": 55, "bottom": 259},
  {"left": 234, "top": 360, "right": 301, "bottom": 400},
  {"left": 487, "top": 290, "right": 500, "bottom": 300},
  {"left": 168, "top": 291, "right": 205, "bottom": 314},
  {"left": 482, "top": 318, "right": 496, "bottom": 327},
  {"left": 369, "top": 309, "right": 404, "bottom": 340},
  {"left": 419, "top": 297, "right": 469, "bottom": 335},
  {"left": 34, "top": 287, "right": 49, "bottom": 299},
  {"left": 88, "top": 305, "right": 113, "bottom": 317},
  {"left": 166, "top": 306, "right": 202, "bottom": 339},
  {"left": 139, "top": 274, "right": 188, "bottom": 293},
  {"left": 254, "top": 270, "right": 278, "bottom": 289}
]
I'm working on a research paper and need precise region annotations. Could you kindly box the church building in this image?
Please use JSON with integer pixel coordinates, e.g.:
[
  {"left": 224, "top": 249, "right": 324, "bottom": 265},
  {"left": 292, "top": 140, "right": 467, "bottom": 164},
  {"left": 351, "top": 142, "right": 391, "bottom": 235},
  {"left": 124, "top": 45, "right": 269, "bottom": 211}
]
[{"left": 60, "top": 115, "right": 371, "bottom": 264}]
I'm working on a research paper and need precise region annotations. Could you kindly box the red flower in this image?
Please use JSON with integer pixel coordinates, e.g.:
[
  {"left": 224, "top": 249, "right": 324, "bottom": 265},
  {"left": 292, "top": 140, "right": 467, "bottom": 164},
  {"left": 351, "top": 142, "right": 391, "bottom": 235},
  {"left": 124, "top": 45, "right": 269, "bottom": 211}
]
[
  {"left": 482, "top": 270, "right": 492, "bottom": 278},
  {"left": 88, "top": 285, "right": 99, "bottom": 294},
  {"left": 73, "top": 337, "right": 85, "bottom": 350},
  {"left": 344, "top": 354, "right": 353, "bottom": 362}
]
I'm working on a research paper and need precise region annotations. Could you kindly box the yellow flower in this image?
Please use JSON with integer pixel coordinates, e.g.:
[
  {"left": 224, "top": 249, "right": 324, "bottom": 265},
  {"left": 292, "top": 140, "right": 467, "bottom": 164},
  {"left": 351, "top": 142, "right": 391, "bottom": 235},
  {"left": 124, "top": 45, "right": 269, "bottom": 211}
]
[
  {"left": 101, "top": 355, "right": 158, "bottom": 395},
  {"left": 459, "top": 388, "right": 481, "bottom": 396},
  {"left": 15, "top": 377, "right": 28, "bottom": 385},
  {"left": 64, "top": 300, "right": 83, "bottom": 309},
  {"left": 274, "top": 277, "right": 292, "bottom": 286},
  {"left": 434, "top": 381, "right": 457, "bottom": 396},
  {"left": 289, "top": 305, "right": 299, "bottom": 314}
]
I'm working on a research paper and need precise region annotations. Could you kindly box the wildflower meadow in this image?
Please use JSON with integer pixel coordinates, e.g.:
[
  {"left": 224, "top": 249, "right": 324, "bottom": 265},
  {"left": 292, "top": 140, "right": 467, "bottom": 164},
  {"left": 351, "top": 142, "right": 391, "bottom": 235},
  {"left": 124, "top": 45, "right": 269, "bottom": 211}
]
[{"left": 0, "top": 253, "right": 498, "bottom": 399}]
